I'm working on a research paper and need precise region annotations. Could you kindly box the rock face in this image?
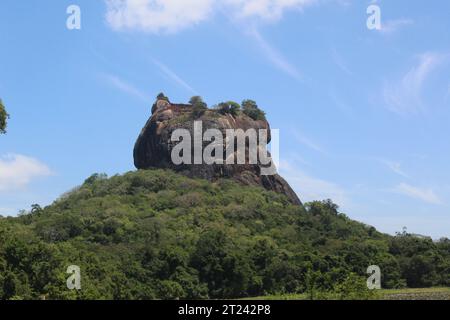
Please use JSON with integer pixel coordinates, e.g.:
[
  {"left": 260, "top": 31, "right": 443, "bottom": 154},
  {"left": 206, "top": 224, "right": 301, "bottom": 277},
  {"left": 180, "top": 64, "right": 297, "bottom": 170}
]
[{"left": 134, "top": 98, "right": 302, "bottom": 205}]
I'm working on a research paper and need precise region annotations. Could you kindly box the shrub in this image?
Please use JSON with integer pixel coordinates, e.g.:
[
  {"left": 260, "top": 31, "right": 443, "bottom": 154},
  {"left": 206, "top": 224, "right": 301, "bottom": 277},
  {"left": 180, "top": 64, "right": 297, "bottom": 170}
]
[
  {"left": 156, "top": 92, "right": 169, "bottom": 102},
  {"left": 189, "top": 96, "right": 205, "bottom": 106},
  {"left": 190, "top": 96, "right": 208, "bottom": 118},
  {"left": 192, "top": 104, "right": 207, "bottom": 118},
  {"left": 242, "top": 99, "right": 257, "bottom": 109},
  {"left": 217, "top": 101, "right": 241, "bottom": 117},
  {"left": 0, "top": 99, "right": 9, "bottom": 134},
  {"left": 315, "top": 273, "right": 381, "bottom": 300},
  {"left": 242, "top": 99, "right": 266, "bottom": 121}
]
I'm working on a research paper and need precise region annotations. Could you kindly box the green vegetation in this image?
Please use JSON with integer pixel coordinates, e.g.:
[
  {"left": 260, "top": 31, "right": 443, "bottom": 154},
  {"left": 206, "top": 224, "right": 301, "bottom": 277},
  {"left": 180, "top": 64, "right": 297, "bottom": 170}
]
[
  {"left": 244, "top": 273, "right": 381, "bottom": 300},
  {"left": 0, "top": 98, "right": 9, "bottom": 134},
  {"left": 217, "top": 101, "right": 241, "bottom": 117},
  {"left": 381, "top": 287, "right": 450, "bottom": 300},
  {"left": 189, "top": 96, "right": 208, "bottom": 118},
  {"left": 156, "top": 92, "right": 169, "bottom": 102},
  {"left": 174, "top": 96, "right": 267, "bottom": 121},
  {"left": 0, "top": 169, "right": 449, "bottom": 300},
  {"left": 246, "top": 287, "right": 450, "bottom": 300},
  {"left": 242, "top": 100, "right": 266, "bottom": 121},
  {"left": 167, "top": 114, "right": 190, "bottom": 126}
]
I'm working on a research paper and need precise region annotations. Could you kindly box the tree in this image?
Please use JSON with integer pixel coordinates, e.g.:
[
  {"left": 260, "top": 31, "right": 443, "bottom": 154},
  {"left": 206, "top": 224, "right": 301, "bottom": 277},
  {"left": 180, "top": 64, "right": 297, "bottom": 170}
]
[
  {"left": 189, "top": 96, "right": 205, "bottom": 106},
  {"left": 192, "top": 104, "right": 207, "bottom": 118},
  {"left": 242, "top": 99, "right": 258, "bottom": 109},
  {"left": 84, "top": 173, "right": 108, "bottom": 184},
  {"left": 0, "top": 168, "right": 448, "bottom": 300},
  {"left": 156, "top": 92, "right": 169, "bottom": 102},
  {"left": 0, "top": 99, "right": 9, "bottom": 134},
  {"left": 31, "top": 204, "right": 43, "bottom": 217},
  {"left": 189, "top": 96, "right": 208, "bottom": 118},
  {"left": 3, "top": 272, "right": 19, "bottom": 299},
  {"left": 242, "top": 99, "right": 265, "bottom": 121},
  {"left": 319, "top": 273, "right": 380, "bottom": 300},
  {"left": 217, "top": 101, "right": 240, "bottom": 117},
  {"left": 190, "top": 229, "right": 253, "bottom": 298}
]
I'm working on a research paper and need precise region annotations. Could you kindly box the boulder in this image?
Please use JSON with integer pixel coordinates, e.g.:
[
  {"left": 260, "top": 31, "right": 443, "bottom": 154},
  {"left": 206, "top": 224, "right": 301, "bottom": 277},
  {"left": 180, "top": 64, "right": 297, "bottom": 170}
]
[{"left": 134, "top": 98, "right": 302, "bottom": 205}]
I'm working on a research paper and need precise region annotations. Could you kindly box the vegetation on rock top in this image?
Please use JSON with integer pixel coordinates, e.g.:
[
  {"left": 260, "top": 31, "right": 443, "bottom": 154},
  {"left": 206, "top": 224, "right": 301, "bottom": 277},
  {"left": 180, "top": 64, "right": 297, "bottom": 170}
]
[{"left": 181, "top": 94, "right": 266, "bottom": 121}]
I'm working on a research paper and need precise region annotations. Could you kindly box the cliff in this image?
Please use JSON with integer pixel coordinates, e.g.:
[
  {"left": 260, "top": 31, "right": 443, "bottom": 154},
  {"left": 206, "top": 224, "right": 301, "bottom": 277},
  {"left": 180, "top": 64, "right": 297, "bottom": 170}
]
[{"left": 133, "top": 96, "right": 301, "bottom": 205}]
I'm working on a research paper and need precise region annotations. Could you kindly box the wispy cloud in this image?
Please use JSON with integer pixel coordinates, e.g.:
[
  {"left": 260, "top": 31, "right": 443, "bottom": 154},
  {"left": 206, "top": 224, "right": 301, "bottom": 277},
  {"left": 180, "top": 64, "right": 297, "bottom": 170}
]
[
  {"left": 225, "top": 0, "right": 316, "bottom": 22},
  {"left": 152, "top": 59, "right": 197, "bottom": 94},
  {"left": 383, "top": 52, "right": 444, "bottom": 115},
  {"left": 279, "top": 160, "right": 349, "bottom": 207},
  {"left": 379, "top": 159, "right": 409, "bottom": 178},
  {"left": 100, "top": 73, "right": 151, "bottom": 101},
  {"left": 380, "top": 18, "right": 414, "bottom": 34},
  {"left": 105, "top": 0, "right": 214, "bottom": 34},
  {"left": 0, "top": 154, "right": 52, "bottom": 192},
  {"left": 105, "top": 0, "right": 316, "bottom": 33},
  {"left": 331, "top": 48, "right": 352, "bottom": 75},
  {"left": 247, "top": 27, "right": 302, "bottom": 80},
  {"left": 329, "top": 89, "right": 354, "bottom": 117},
  {"left": 392, "top": 183, "right": 442, "bottom": 205},
  {"left": 291, "top": 129, "right": 326, "bottom": 154},
  {"left": 105, "top": 0, "right": 315, "bottom": 80}
]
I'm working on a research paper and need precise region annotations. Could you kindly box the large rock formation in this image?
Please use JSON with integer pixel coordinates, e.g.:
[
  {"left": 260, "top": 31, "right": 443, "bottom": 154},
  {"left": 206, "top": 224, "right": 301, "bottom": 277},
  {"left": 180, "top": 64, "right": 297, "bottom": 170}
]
[{"left": 134, "top": 97, "right": 301, "bottom": 205}]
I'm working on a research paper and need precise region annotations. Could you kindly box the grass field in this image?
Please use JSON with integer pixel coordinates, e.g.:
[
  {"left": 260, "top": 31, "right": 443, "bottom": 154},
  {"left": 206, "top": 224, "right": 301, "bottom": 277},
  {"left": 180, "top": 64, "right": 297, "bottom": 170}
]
[
  {"left": 380, "top": 287, "right": 450, "bottom": 300},
  {"left": 243, "top": 288, "right": 450, "bottom": 300}
]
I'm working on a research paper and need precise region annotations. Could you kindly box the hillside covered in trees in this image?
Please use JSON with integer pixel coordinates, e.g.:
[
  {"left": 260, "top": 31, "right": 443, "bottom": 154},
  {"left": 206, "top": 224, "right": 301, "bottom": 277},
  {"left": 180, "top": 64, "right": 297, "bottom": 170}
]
[{"left": 0, "top": 169, "right": 449, "bottom": 300}]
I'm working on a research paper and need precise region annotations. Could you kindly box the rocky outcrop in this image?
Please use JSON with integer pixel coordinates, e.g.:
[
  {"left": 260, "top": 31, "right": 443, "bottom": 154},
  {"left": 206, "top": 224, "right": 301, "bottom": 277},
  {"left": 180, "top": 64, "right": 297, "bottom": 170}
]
[{"left": 134, "top": 98, "right": 302, "bottom": 205}]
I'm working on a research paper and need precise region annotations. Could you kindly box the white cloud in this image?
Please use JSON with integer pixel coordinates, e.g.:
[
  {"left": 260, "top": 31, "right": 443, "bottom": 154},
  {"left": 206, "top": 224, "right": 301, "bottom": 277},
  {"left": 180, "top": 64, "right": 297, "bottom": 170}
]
[
  {"left": 383, "top": 52, "right": 444, "bottom": 115},
  {"left": 0, "top": 154, "right": 52, "bottom": 192},
  {"left": 247, "top": 27, "right": 301, "bottom": 80},
  {"left": 105, "top": 0, "right": 316, "bottom": 33},
  {"left": 392, "top": 183, "right": 442, "bottom": 205},
  {"left": 331, "top": 48, "right": 352, "bottom": 76},
  {"left": 105, "top": 0, "right": 214, "bottom": 33},
  {"left": 379, "top": 159, "right": 409, "bottom": 178},
  {"left": 105, "top": 0, "right": 314, "bottom": 80},
  {"left": 152, "top": 59, "right": 197, "bottom": 94},
  {"left": 224, "top": 0, "right": 316, "bottom": 22},
  {"left": 380, "top": 19, "right": 413, "bottom": 34},
  {"left": 329, "top": 88, "right": 354, "bottom": 117},
  {"left": 100, "top": 73, "right": 151, "bottom": 101},
  {"left": 279, "top": 160, "right": 349, "bottom": 207},
  {"left": 291, "top": 128, "right": 326, "bottom": 154}
]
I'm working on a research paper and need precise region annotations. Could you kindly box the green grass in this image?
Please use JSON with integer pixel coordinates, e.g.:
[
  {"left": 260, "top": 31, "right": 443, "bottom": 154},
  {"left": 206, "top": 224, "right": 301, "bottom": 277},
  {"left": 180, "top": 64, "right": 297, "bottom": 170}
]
[
  {"left": 379, "top": 287, "right": 450, "bottom": 295},
  {"left": 381, "top": 287, "right": 450, "bottom": 300},
  {"left": 243, "top": 288, "right": 450, "bottom": 300},
  {"left": 241, "top": 293, "right": 308, "bottom": 300}
]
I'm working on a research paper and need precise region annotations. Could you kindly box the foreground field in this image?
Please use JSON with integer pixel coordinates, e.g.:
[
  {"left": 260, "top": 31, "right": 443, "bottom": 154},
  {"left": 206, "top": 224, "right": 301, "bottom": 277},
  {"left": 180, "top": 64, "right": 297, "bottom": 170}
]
[
  {"left": 245, "top": 288, "right": 450, "bottom": 300},
  {"left": 381, "top": 287, "right": 450, "bottom": 300}
]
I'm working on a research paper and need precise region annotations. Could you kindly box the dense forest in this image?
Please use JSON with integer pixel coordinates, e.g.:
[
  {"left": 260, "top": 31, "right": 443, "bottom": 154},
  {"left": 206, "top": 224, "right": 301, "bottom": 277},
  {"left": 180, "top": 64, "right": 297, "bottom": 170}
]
[{"left": 0, "top": 169, "right": 449, "bottom": 299}]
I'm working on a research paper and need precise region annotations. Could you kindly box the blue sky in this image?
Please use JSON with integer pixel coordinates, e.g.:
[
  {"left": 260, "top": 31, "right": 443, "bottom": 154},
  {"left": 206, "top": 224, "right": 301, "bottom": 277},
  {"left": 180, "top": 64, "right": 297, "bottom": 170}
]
[{"left": 0, "top": 0, "right": 449, "bottom": 238}]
